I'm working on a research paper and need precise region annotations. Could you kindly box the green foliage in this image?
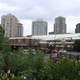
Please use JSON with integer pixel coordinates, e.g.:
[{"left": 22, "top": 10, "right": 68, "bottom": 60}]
[
  {"left": 0, "top": 25, "right": 5, "bottom": 50},
  {"left": 0, "top": 25, "right": 4, "bottom": 38},
  {"left": 39, "top": 58, "right": 80, "bottom": 80},
  {"left": 1, "top": 47, "right": 80, "bottom": 80},
  {"left": 8, "top": 49, "right": 44, "bottom": 79},
  {"left": 1, "top": 24, "right": 80, "bottom": 80}
]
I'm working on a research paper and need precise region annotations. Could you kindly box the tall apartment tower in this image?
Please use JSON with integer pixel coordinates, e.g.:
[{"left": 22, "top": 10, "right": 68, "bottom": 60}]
[
  {"left": 54, "top": 16, "right": 66, "bottom": 34},
  {"left": 75, "top": 23, "right": 80, "bottom": 33},
  {"left": 32, "top": 20, "right": 47, "bottom": 36},
  {"left": 1, "top": 14, "right": 23, "bottom": 37},
  {"left": 16, "top": 23, "right": 23, "bottom": 37}
]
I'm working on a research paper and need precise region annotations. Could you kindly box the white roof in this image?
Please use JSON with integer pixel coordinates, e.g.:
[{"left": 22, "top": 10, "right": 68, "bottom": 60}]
[
  {"left": 9, "top": 37, "right": 32, "bottom": 39},
  {"left": 9, "top": 33, "right": 80, "bottom": 41},
  {"left": 32, "top": 33, "right": 80, "bottom": 40}
]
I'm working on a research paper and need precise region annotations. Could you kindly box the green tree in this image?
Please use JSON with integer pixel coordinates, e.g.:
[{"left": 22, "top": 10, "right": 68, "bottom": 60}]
[
  {"left": 0, "top": 25, "right": 5, "bottom": 50},
  {"left": 9, "top": 49, "right": 44, "bottom": 79},
  {"left": 0, "top": 25, "right": 12, "bottom": 80}
]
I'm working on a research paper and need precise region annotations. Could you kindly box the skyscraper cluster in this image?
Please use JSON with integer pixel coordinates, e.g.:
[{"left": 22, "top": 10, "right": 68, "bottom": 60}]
[
  {"left": 32, "top": 16, "right": 66, "bottom": 36},
  {"left": 1, "top": 13, "right": 80, "bottom": 37}
]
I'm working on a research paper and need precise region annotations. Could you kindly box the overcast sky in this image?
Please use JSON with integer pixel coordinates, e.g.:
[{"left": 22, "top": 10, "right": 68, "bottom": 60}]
[{"left": 0, "top": 0, "right": 80, "bottom": 36}]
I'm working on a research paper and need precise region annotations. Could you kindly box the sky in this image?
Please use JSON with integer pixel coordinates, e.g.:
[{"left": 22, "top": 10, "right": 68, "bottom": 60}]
[{"left": 0, "top": 0, "right": 80, "bottom": 36}]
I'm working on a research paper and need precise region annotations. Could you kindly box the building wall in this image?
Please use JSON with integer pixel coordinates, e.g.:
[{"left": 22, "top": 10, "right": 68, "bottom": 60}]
[
  {"left": 75, "top": 23, "right": 80, "bottom": 33},
  {"left": 1, "top": 14, "right": 23, "bottom": 37},
  {"left": 16, "top": 23, "right": 23, "bottom": 37},
  {"left": 32, "top": 20, "right": 48, "bottom": 36},
  {"left": 54, "top": 16, "right": 66, "bottom": 34}
]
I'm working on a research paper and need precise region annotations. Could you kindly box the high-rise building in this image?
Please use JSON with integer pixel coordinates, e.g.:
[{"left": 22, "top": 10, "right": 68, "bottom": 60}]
[
  {"left": 75, "top": 23, "right": 80, "bottom": 33},
  {"left": 32, "top": 20, "right": 47, "bottom": 36},
  {"left": 1, "top": 14, "right": 23, "bottom": 37},
  {"left": 54, "top": 16, "right": 66, "bottom": 34},
  {"left": 16, "top": 23, "right": 23, "bottom": 37}
]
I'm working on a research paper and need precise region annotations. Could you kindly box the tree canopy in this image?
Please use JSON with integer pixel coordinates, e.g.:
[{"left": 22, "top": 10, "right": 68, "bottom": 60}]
[{"left": 0, "top": 25, "right": 80, "bottom": 80}]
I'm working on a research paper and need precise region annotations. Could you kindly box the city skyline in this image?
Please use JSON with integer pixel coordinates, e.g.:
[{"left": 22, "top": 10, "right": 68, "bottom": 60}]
[
  {"left": 0, "top": 0, "right": 80, "bottom": 36},
  {"left": 1, "top": 14, "right": 80, "bottom": 36},
  {"left": 20, "top": 16, "right": 80, "bottom": 36}
]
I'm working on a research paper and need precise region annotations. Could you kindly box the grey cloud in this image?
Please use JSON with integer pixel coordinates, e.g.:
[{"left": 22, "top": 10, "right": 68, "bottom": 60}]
[{"left": 0, "top": 0, "right": 80, "bottom": 20}]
